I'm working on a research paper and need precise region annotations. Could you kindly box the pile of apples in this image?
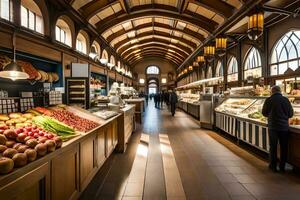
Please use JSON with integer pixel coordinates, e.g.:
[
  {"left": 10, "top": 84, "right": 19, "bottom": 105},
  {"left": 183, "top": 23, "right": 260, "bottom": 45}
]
[{"left": 0, "top": 125, "right": 62, "bottom": 175}]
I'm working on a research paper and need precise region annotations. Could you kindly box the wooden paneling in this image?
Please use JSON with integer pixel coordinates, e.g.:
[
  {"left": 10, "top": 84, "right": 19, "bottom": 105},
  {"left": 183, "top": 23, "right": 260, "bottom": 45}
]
[
  {"left": 0, "top": 31, "right": 12, "bottom": 49},
  {"left": 80, "top": 134, "right": 97, "bottom": 191},
  {"left": 0, "top": 163, "right": 50, "bottom": 200},
  {"left": 91, "top": 64, "right": 105, "bottom": 75},
  {"left": 16, "top": 37, "right": 61, "bottom": 62},
  {"left": 105, "top": 123, "right": 114, "bottom": 157},
  {"left": 108, "top": 70, "right": 116, "bottom": 80},
  {"left": 96, "top": 128, "right": 106, "bottom": 167},
  {"left": 51, "top": 146, "right": 80, "bottom": 200},
  {"left": 288, "top": 131, "right": 300, "bottom": 168}
]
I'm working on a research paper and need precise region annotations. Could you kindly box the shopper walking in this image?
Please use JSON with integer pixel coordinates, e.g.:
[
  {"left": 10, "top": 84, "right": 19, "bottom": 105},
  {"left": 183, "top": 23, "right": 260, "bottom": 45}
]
[
  {"left": 160, "top": 92, "right": 164, "bottom": 108},
  {"left": 157, "top": 92, "right": 161, "bottom": 109},
  {"left": 154, "top": 93, "right": 158, "bottom": 108},
  {"left": 170, "top": 89, "right": 178, "bottom": 116},
  {"left": 145, "top": 94, "right": 148, "bottom": 106},
  {"left": 262, "top": 85, "right": 293, "bottom": 172}
]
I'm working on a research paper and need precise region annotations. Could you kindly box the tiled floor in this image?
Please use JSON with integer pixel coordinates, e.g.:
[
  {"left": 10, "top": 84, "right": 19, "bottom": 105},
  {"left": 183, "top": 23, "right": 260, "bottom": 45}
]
[{"left": 80, "top": 101, "right": 300, "bottom": 200}]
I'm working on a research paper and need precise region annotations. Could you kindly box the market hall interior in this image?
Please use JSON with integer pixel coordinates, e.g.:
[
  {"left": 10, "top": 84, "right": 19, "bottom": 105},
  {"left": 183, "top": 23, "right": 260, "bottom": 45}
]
[
  {"left": 80, "top": 101, "right": 300, "bottom": 200},
  {"left": 1, "top": 0, "right": 300, "bottom": 200}
]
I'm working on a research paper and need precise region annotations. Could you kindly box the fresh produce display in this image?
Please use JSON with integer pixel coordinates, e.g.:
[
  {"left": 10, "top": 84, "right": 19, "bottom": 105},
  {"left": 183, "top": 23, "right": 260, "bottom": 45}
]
[
  {"left": 32, "top": 116, "right": 76, "bottom": 138},
  {"left": 48, "top": 109, "right": 99, "bottom": 132},
  {"left": 0, "top": 113, "right": 35, "bottom": 129},
  {"left": 0, "top": 124, "right": 62, "bottom": 174}
]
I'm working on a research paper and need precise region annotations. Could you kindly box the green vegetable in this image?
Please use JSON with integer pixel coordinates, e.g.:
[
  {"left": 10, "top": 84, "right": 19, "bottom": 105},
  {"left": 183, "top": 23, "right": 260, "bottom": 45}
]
[{"left": 32, "top": 116, "right": 75, "bottom": 136}]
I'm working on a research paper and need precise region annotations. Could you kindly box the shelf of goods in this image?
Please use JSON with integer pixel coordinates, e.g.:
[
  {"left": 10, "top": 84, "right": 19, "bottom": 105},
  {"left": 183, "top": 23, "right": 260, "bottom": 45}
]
[
  {"left": 215, "top": 96, "right": 300, "bottom": 168},
  {"left": 0, "top": 105, "right": 135, "bottom": 200}
]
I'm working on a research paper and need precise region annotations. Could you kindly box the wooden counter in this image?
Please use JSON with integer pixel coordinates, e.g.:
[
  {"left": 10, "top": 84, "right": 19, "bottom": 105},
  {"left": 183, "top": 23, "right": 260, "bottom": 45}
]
[
  {"left": 0, "top": 106, "right": 134, "bottom": 200},
  {"left": 124, "top": 99, "right": 144, "bottom": 124},
  {"left": 116, "top": 105, "right": 135, "bottom": 153}
]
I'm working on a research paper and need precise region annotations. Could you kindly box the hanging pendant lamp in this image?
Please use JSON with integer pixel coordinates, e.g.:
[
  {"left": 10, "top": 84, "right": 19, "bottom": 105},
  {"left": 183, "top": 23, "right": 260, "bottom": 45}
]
[{"left": 0, "top": 33, "right": 29, "bottom": 81}]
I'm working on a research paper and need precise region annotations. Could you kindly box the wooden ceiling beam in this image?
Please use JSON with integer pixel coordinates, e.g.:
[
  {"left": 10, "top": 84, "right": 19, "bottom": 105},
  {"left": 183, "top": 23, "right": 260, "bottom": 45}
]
[
  {"left": 130, "top": 53, "right": 181, "bottom": 66},
  {"left": 179, "top": 0, "right": 189, "bottom": 14},
  {"left": 127, "top": 50, "right": 183, "bottom": 62},
  {"left": 120, "top": 41, "right": 190, "bottom": 57},
  {"left": 189, "top": 0, "right": 235, "bottom": 18},
  {"left": 96, "top": 9, "right": 216, "bottom": 34},
  {"left": 124, "top": 45, "right": 187, "bottom": 60},
  {"left": 122, "top": 43, "right": 188, "bottom": 58},
  {"left": 129, "top": 53, "right": 182, "bottom": 64},
  {"left": 113, "top": 32, "right": 195, "bottom": 53},
  {"left": 80, "top": 0, "right": 119, "bottom": 19},
  {"left": 113, "top": 30, "right": 197, "bottom": 50},
  {"left": 117, "top": 38, "right": 191, "bottom": 55},
  {"left": 119, "top": 0, "right": 130, "bottom": 13},
  {"left": 106, "top": 22, "right": 204, "bottom": 43},
  {"left": 131, "top": 56, "right": 180, "bottom": 66}
]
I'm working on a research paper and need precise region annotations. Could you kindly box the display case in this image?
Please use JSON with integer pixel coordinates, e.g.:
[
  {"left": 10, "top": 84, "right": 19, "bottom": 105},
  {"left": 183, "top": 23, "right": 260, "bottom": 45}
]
[
  {"left": 215, "top": 95, "right": 300, "bottom": 168},
  {"left": 66, "top": 77, "right": 90, "bottom": 109}
]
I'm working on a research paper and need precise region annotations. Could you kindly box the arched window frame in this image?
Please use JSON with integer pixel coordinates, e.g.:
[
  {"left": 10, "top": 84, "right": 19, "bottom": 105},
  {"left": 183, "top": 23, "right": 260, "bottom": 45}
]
[
  {"left": 20, "top": 0, "right": 44, "bottom": 34},
  {"left": 55, "top": 18, "right": 72, "bottom": 47},
  {"left": 270, "top": 30, "right": 300, "bottom": 76},
  {"left": 146, "top": 66, "right": 160, "bottom": 74},
  {"left": 227, "top": 56, "right": 238, "bottom": 82},
  {"left": 206, "top": 66, "right": 212, "bottom": 78},
  {"left": 244, "top": 47, "right": 262, "bottom": 79},
  {"left": 89, "top": 41, "right": 101, "bottom": 60},
  {"left": 0, "top": 0, "right": 12, "bottom": 21},
  {"left": 215, "top": 60, "right": 224, "bottom": 77},
  {"left": 76, "top": 31, "right": 88, "bottom": 54}
]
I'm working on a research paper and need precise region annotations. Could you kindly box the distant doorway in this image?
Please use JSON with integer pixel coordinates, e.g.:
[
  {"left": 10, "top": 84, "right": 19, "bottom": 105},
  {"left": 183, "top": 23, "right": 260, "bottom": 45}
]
[{"left": 148, "top": 86, "right": 157, "bottom": 95}]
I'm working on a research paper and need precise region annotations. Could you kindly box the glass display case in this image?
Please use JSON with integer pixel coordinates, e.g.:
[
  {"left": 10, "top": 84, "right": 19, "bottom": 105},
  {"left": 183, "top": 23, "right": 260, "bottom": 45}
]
[
  {"left": 215, "top": 96, "right": 300, "bottom": 127},
  {"left": 215, "top": 98, "right": 255, "bottom": 115}
]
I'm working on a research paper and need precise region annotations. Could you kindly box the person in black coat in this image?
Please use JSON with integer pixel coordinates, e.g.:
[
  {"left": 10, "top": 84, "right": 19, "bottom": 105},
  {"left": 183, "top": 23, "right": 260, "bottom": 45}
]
[
  {"left": 154, "top": 93, "right": 157, "bottom": 108},
  {"left": 157, "top": 92, "right": 160, "bottom": 108},
  {"left": 262, "top": 85, "right": 294, "bottom": 172},
  {"left": 170, "top": 89, "right": 178, "bottom": 116}
]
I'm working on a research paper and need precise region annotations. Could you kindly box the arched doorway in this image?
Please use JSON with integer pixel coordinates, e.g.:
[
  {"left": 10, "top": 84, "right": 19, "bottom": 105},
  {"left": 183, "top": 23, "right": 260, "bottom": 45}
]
[
  {"left": 148, "top": 80, "right": 158, "bottom": 94},
  {"left": 146, "top": 65, "right": 160, "bottom": 94}
]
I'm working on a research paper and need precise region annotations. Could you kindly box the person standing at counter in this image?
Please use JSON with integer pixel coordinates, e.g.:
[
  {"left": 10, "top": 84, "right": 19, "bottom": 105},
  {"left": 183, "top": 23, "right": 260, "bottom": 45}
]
[
  {"left": 170, "top": 89, "right": 178, "bottom": 116},
  {"left": 262, "top": 85, "right": 294, "bottom": 172}
]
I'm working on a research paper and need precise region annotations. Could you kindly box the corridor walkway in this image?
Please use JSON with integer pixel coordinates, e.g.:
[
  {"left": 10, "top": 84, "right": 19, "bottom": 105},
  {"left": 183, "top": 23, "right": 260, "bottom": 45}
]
[{"left": 80, "top": 101, "right": 300, "bottom": 200}]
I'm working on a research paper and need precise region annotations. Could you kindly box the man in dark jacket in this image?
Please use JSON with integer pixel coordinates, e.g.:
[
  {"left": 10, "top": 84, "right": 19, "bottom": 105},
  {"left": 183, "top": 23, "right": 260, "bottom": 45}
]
[
  {"left": 262, "top": 85, "right": 293, "bottom": 172},
  {"left": 170, "top": 89, "right": 178, "bottom": 116}
]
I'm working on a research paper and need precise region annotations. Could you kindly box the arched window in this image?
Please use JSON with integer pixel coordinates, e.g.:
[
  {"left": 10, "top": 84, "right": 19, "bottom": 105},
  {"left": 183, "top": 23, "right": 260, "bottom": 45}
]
[
  {"left": 76, "top": 31, "right": 88, "bottom": 54},
  {"left": 55, "top": 18, "right": 72, "bottom": 47},
  {"left": 108, "top": 55, "right": 115, "bottom": 69},
  {"left": 227, "top": 57, "right": 238, "bottom": 82},
  {"left": 0, "top": 0, "right": 12, "bottom": 21},
  {"left": 21, "top": 0, "right": 44, "bottom": 34},
  {"left": 89, "top": 41, "right": 100, "bottom": 60},
  {"left": 206, "top": 66, "right": 212, "bottom": 78},
  {"left": 270, "top": 31, "right": 300, "bottom": 76},
  {"left": 244, "top": 47, "right": 262, "bottom": 79},
  {"left": 215, "top": 60, "right": 223, "bottom": 77},
  {"left": 100, "top": 49, "right": 108, "bottom": 64},
  {"left": 146, "top": 66, "right": 159, "bottom": 74}
]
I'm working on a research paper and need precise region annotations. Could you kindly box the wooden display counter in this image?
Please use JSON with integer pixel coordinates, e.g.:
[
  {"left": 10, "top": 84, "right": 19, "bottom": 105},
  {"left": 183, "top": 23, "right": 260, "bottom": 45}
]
[
  {"left": 124, "top": 99, "right": 144, "bottom": 124},
  {"left": 116, "top": 105, "right": 135, "bottom": 153},
  {"left": 0, "top": 110, "right": 127, "bottom": 200}
]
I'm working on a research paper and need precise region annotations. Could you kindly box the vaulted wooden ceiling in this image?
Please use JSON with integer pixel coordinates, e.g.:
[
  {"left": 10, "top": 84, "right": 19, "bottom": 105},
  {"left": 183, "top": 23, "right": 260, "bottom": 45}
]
[{"left": 69, "top": 0, "right": 244, "bottom": 67}]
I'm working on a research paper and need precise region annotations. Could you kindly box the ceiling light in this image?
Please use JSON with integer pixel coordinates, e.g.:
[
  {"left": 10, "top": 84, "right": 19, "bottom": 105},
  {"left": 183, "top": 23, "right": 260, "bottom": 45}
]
[
  {"left": 0, "top": 33, "right": 29, "bottom": 81},
  {"left": 248, "top": 12, "right": 264, "bottom": 40}
]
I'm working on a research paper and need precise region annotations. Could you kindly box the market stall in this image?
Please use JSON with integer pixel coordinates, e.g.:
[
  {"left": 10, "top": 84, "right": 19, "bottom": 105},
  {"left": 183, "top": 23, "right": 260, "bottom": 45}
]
[
  {"left": 215, "top": 86, "right": 300, "bottom": 167},
  {"left": 176, "top": 77, "right": 223, "bottom": 127}
]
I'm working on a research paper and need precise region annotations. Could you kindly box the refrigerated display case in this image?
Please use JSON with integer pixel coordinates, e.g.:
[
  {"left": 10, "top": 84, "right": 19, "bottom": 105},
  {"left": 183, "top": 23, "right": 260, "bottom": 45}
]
[{"left": 215, "top": 96, "right": 300, "bottom": 166}]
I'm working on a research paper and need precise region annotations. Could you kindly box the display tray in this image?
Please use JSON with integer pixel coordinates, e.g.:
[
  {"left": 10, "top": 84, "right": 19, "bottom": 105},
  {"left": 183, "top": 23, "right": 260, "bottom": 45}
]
[
  {"left": 215, "top": 96, "right": 300, "bottom": 129},
  {"left": 93, "top": 110, "right": 119, "bottom": 120}
]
